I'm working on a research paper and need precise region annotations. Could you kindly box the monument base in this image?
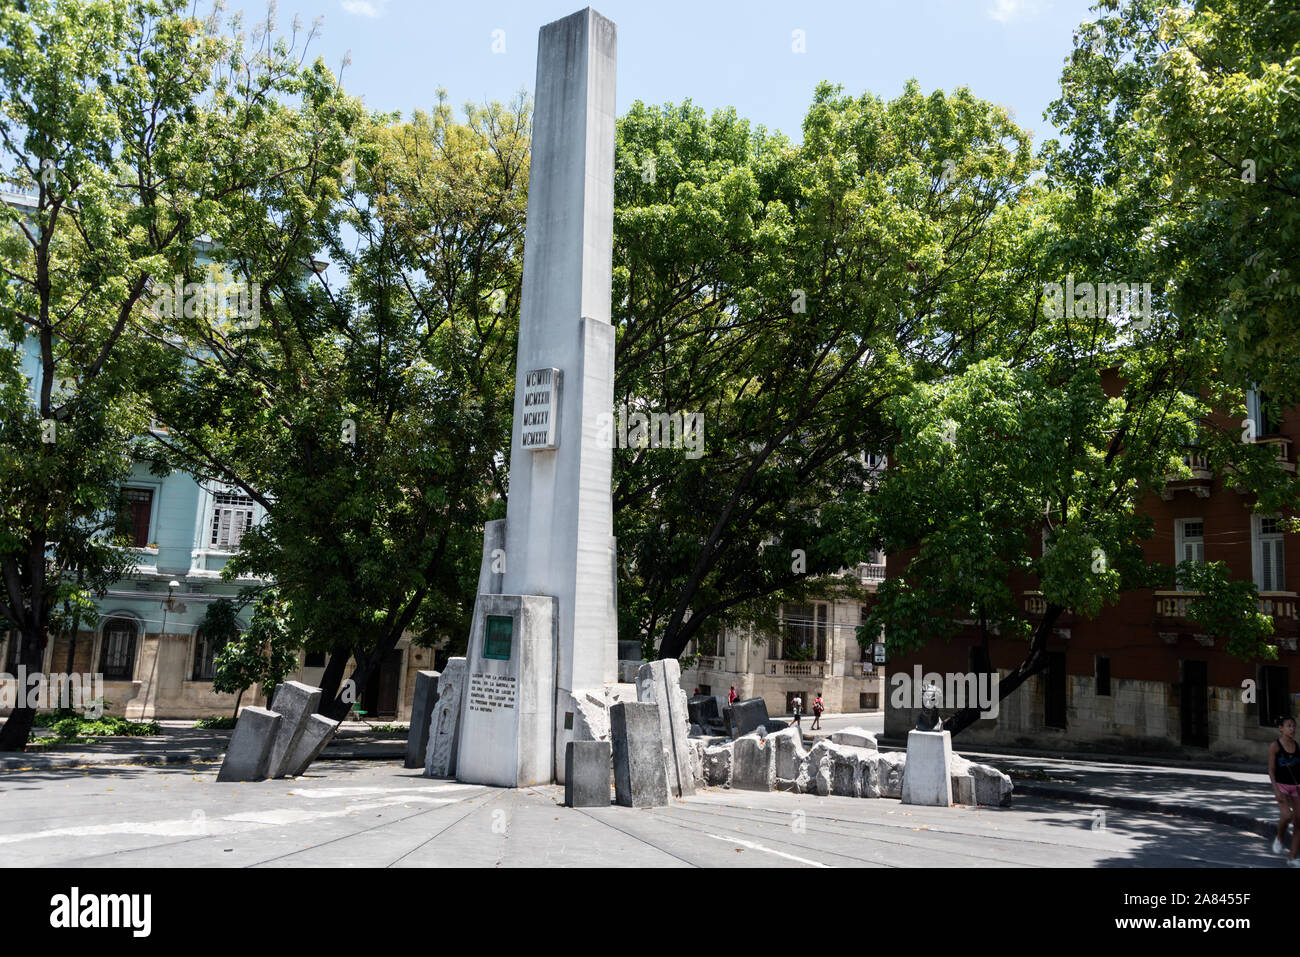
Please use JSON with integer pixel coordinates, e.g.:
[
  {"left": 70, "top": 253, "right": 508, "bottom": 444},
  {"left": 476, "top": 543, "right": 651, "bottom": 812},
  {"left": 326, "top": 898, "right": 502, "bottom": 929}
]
[
  {"left": 455, "top": 594, "right": 556, "bottom": 788},
  {"left": 901, "top": 730, "right": 953, "bottom": 806}
]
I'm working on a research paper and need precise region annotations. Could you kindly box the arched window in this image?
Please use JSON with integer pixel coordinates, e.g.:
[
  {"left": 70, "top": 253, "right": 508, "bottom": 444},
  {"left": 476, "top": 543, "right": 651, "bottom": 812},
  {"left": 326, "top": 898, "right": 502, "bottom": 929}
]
[
  {"left": 99, "top": 618, "right": 138, "bottom": 680},
  {"left": 192, "top": 628, "right": 229, "bottom": 682}
]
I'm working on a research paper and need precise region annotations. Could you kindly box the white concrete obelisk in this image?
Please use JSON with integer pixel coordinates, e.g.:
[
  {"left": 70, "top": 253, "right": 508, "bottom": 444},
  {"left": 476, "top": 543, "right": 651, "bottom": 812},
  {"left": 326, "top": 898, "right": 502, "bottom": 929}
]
[{"left": 455, "top": 7, "right": 618, "bottom": 788}]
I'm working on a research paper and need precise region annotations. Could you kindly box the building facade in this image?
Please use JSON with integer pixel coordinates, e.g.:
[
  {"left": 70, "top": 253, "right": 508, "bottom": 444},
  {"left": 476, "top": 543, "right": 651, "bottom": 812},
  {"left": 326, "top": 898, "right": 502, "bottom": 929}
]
[
  {"left": 679, "top": 560, "right": 886, "bottom": 719},
  {"left": 885, "top": 389, "right": 1298, "bottom": 761}
]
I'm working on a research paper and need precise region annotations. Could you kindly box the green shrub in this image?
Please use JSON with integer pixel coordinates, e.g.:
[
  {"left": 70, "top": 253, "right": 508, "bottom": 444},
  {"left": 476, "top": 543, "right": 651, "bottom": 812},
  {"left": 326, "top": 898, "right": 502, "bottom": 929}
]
[{"left": 193, "top": 716, "right": 237, "bottom": 730}]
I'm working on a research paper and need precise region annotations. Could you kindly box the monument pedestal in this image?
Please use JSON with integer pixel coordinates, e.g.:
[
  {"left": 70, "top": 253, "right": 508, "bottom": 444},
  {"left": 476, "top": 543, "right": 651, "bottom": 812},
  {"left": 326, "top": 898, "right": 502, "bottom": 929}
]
[
  {"left": 901, "top": 730, "right": 954, "bottom": 807},
  {"left": 455, "top": 594, "right": 556, "bottom": 788}
]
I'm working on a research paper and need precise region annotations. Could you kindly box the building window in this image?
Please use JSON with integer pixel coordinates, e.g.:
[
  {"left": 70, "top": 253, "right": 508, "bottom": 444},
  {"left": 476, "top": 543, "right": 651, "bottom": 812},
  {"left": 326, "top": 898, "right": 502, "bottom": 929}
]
[
  {"left": 192, "top": 628, "right": 229, "bottom": 681},
  {"left": 1175, "top": 519, "right": 1205, "bottom": 588},
  {"left": 123, "top": 487, "right": 154, "bottom": 547},
  {"left": 1247, "top": 387, "right": 1282, "bottom": 436},
  {"left": 99, "top": 618, "right": 138, "bottom": 680},
  {"left": 1260, "top": 665, "right": 1291, "bottom": 728},
  {"left": 697, "top": 684, "right": 711, "bottom": 697},
  {"left": 1257, "top": 515, "right": 1286, "bottom": 593},
  {"left": 210, "top": 491, "right": 255, "bottom": 551},
  {"left": 1095, "top": 655, "right": 1111, "bottom": 696},
  {"left": 860, "top": 692, "right": 878, "bottom": 710},
  {"left": 780, "top": 604, "right": 827, "bottom": 661}
]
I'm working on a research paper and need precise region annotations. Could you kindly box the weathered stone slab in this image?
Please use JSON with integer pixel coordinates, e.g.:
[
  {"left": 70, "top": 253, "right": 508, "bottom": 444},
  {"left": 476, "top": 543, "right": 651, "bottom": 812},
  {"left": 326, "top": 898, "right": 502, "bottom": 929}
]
[
  {"left": 902, "top": 730, "right": 953, "bottom": 806},
  {"left": 217, "top": 707, "right": 282, "bottom": 782},
  {"left": 688, "top": 695, "right": 720, "bottom": 728},
  {"left": 564, "top": 740, "right": 611, "bottom": 807},
  {"left": 804, "top": 740, "right": 878, "bottom": 797},
  {"left": 686, "top": 737, "right": 706, "bottom": 789},
  {"left": 405, "top": 670, "right": 440, "bottom": 769},
  {"left": 950, "top": 754, "right": 1014, "bottom": 807},
  {"left": 284, "top": 714, "right": 340, "bottom": 777},
  {"left": 704, "top": 742, "right": 733, "bottom": 787},
  {"left": 769, "top": 726, "right": 806, "bottom": 789},
  {"left": 611, "top": 701, "right": 669, "bottom": 807},
  {"left": 727, "top": 697, "right": 771, "bottom": 738},
  {"left": 267, "top": 681, "right": 322, "bottom": 779},
  {"left": 829, "top": 727, "right": 878, "bottom": 750},
  {"left": 731, "top": 732, "right": 774, "bottom": 791},
  {"left": 878, "top": 749, "right": 906, "bottom": 799},
  {"left": 636, "top": 659, "right": 694, "bottom": 797},
  {"left": 952, "top": 772, "right": 976, "bottom": 805},
  {"left": 425, "top": 657, "right": 468, "bottom": 778}
]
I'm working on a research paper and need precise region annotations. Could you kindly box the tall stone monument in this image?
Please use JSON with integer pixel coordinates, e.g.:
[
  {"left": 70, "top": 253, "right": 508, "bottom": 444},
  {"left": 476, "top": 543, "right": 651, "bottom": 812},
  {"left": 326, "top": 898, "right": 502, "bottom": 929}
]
[{"left": 455, "top": 7, "right": 618, "bottom": 788}]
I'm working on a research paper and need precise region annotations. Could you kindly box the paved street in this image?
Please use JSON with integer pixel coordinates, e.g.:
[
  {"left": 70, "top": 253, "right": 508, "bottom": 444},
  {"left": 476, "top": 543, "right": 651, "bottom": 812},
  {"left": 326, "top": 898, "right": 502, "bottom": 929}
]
[{"left": 0, "top": 759, "right": 1281, "bottom": 868}]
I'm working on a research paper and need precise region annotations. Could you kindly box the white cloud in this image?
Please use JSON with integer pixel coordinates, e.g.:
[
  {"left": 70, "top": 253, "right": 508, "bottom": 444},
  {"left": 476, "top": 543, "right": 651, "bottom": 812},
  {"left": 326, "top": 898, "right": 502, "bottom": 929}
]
[
  {"left": 341, "top": 0, "right": 388, "bottom": 17},
  {"left": 988, "top": 0, "right": 1044, "bottom": 22}
]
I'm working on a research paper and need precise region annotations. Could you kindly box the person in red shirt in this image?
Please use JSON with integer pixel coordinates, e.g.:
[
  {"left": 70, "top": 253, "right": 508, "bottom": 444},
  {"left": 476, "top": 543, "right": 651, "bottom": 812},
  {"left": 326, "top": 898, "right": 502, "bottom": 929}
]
[
  {"left": 727, "top": 686, "right": 738, "bottom": 705},
  {"left": 811, "top": 694, "right": 824, "bottom": 730}
]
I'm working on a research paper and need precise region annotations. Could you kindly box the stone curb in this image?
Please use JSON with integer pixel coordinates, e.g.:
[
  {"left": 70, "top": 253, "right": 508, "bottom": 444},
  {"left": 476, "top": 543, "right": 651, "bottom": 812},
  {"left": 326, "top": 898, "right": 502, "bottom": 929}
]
[{"left": 1015, "top": 782, "right": 1275, "bottom": 840}]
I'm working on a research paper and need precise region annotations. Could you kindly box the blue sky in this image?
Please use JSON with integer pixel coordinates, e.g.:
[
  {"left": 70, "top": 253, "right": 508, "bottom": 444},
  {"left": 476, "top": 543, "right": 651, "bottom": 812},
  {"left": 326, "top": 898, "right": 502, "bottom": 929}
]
[{"left": 246, "top": 0, "right": 1102, "bottom": 145}]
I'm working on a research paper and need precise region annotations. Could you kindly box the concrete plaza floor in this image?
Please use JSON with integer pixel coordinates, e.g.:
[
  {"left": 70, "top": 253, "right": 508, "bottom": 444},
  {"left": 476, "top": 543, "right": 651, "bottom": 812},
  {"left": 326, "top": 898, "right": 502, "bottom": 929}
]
[{"left": 0, "top": 759, "right": 1282, "bottom": 868}]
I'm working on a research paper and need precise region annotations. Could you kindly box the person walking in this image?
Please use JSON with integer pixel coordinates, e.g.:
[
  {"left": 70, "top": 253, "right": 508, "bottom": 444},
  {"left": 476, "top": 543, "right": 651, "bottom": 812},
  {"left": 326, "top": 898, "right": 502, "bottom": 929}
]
[
  {"left": 1270, "top": 713, "right": 1300, "bottom": 865},
  {"left": 728, "top": 686, "right": 738, "bottom": 706},
  {"left": 811, "top": 694, "right": 824, "bottom": 730},
  {"left": 790, "top": 694, "right": 803, "bottom": 729}
]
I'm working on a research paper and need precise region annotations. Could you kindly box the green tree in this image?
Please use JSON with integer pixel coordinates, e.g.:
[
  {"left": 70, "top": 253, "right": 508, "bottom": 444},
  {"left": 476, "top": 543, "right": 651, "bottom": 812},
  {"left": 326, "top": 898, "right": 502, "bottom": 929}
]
[
  {"left": 0, "top": 0, "right": 334, "bottom": 749},
  {"left": 147, "top": 95, "right": 526, "bottom": 719},
  {"left": 611, "top": 84, "right": 1038, "bottom": 661},
  {"left": 211, "top": 590, "right": 297, "bottom": 718},
  {"left": 1047, "top": 0, "right": 1300, "bottom": 404}
]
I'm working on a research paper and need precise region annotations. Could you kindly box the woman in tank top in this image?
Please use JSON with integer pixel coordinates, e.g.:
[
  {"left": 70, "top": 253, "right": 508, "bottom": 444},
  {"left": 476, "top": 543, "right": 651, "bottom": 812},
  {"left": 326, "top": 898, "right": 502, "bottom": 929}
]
[{"left": 1269, "top": 714, "right": 1300, "bottom": 864}]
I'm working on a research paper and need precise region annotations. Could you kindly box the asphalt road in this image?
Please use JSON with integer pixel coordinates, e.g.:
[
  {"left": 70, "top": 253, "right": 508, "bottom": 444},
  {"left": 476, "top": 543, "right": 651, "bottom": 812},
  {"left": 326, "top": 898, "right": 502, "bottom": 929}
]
[{"left": 0, "top": 760, "right": 1279, "bottom": 868}]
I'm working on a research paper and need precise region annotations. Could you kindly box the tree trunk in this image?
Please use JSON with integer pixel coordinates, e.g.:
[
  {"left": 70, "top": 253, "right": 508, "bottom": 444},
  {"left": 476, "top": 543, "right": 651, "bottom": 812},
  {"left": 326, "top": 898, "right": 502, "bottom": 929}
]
[
  {"left": 324, "top": 629, "right": 402, "bottom": 721},
  {"left": 231, "top": 687, "right": 244, "bottom": 721},
  {"left": 316, "top": 641, "right": 353, "bottom": 718},
  {"left": 943, "top": 605, "right": 1063, "bottom": 738},
  {"left": 0, "top": 627, "right": 45, "bottom": 751}
]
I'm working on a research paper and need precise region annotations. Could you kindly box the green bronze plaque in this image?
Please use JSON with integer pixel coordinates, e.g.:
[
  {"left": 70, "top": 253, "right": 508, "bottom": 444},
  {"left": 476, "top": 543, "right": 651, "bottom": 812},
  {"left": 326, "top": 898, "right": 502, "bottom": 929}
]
[{"left": 483, "top": 615, "right": 513, "bottom": 660}]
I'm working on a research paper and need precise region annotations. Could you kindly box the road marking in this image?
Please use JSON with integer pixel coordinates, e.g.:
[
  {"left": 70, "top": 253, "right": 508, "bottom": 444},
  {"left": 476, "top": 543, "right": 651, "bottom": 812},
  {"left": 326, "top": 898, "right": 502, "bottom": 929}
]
[{"left": 706, "top": 833, "right": 830, "bottom": 867}]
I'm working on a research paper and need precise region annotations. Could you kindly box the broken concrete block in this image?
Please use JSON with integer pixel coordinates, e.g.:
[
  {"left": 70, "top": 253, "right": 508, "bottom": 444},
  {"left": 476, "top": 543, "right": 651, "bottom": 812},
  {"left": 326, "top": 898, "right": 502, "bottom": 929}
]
[
  {"left": 951, "top": 754, "right": 1014, "bottom": 806},
  {"left": 636, "top": 659, "right": 694, "bottom": 797},
  {"left": 565, "top": 740, "right": 612, "bottom": 807},
  {"left": 731, "top": 732, "right": 774, "bottom": 791},
  {"left": 829, "top": 726, "right": 878, "bottom": 750},
  {"left": 425, "top": 657, "right": 467, "bottom": 778},
  {"left": 404, "top": 670, "right": 440, "bottom": 769},
  {"left": 769, "top": 726, "right": 806, "bottom": 790},
  {"left": 217, "top": 706, "right": 282, "bottom": 782},
  {"left": 611, "top": 701, "right": 669, "bottom": 807},
  {"left": 704, "top": 742, "right": 733, "bottom": 787},
  {"left": 726, "top": 697, "right": 771, "bottom": 738},
  {"left": 285, "top": 713, "right": 340, "bottom": 777},
  {"left": 686, "top": 737, "right": 706, "bottom": 789},
  {"left": 267, "top": 681, "right": 322, "bottom": 779},
  {"left": 877, "top": 749, "right": 906, "bottom": 799}
]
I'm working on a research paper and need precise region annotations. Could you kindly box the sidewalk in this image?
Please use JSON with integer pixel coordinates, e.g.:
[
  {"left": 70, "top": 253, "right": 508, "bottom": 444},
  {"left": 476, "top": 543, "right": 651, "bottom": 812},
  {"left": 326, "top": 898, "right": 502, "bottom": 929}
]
[
  {"left": 0, "top": 720, "right": 406, "bottom": 770},
  {"left": 0, "top": 719, "right": 1285, "bottom": 844},
  {"left": 954, "top": 750, "right": 1281, "bottom": 840}
]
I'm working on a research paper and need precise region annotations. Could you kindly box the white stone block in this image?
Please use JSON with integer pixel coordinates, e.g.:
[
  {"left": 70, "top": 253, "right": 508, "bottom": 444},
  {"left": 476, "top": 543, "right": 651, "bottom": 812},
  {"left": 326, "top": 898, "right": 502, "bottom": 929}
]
[{"left": 902, "top": 730, "right": 953, "bottom": 806}]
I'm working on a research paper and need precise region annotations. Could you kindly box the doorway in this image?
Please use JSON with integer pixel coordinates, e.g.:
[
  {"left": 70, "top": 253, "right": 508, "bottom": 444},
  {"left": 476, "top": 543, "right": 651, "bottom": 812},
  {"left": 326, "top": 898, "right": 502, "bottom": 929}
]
[{"left": 1181, "top": 660, "right": 1209, "bottom": 748}]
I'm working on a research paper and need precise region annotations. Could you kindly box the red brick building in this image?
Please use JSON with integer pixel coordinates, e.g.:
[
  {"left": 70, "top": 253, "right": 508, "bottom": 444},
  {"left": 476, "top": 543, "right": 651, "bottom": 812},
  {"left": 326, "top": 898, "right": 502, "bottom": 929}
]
[{"left": 884, "top": 388, "right": 1298, "bottom": 761}]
